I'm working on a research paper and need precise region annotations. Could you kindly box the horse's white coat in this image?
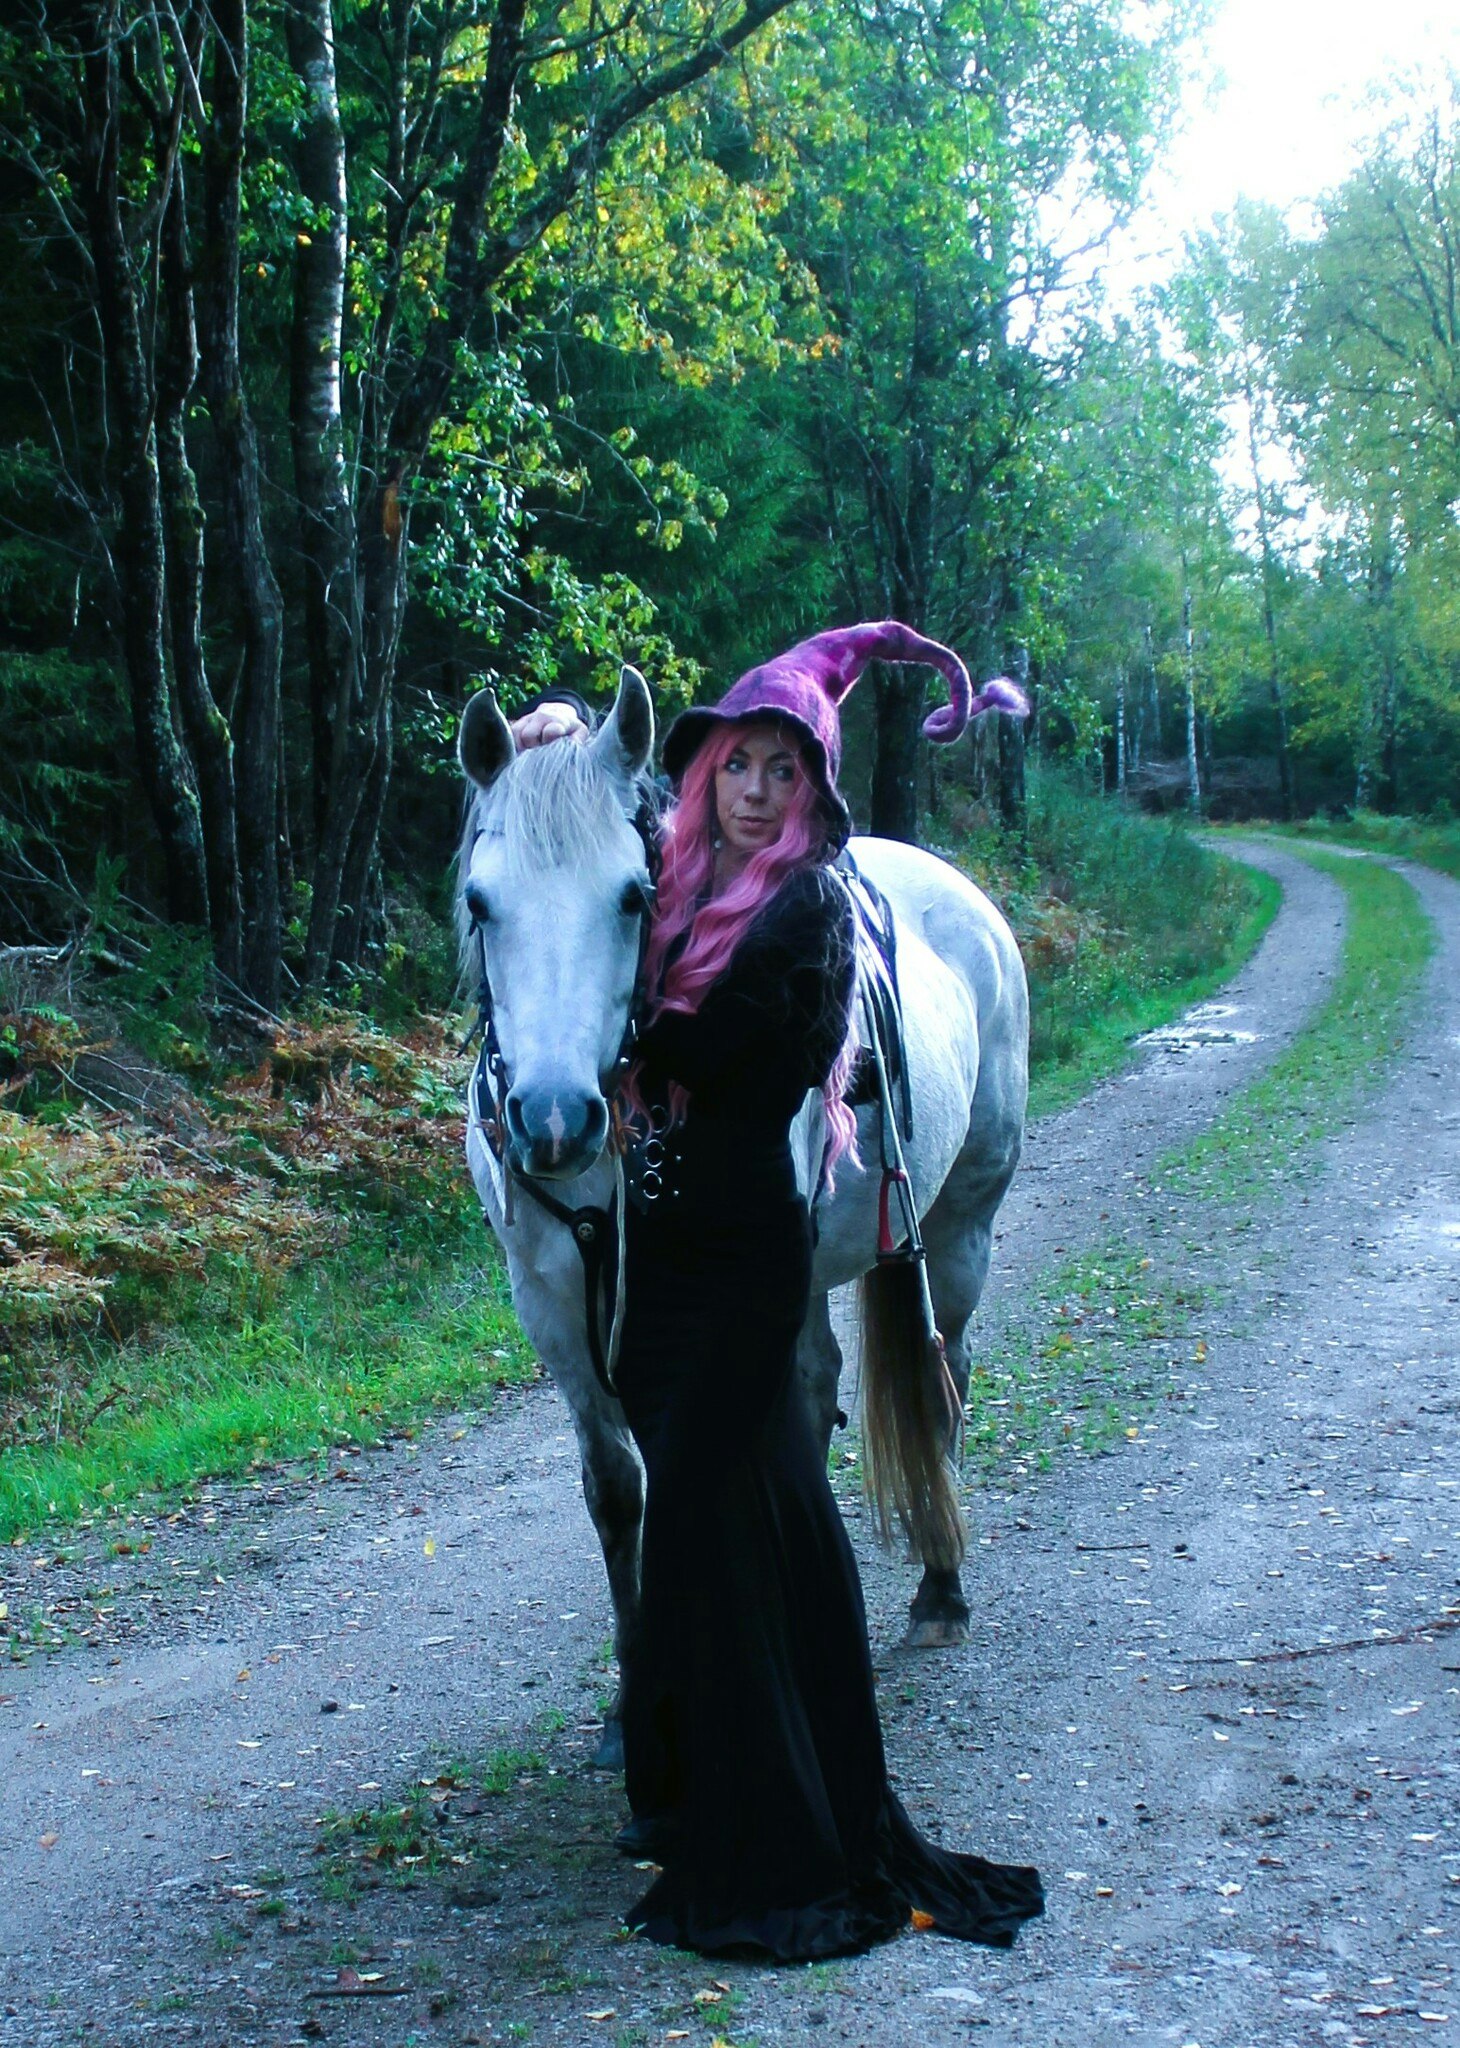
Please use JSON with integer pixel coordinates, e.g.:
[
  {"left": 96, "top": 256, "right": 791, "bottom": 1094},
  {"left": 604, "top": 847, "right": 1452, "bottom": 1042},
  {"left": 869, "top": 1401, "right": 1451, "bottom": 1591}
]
[{"left": 457, "top": 674, "right": 1028, "bottom": 1742}]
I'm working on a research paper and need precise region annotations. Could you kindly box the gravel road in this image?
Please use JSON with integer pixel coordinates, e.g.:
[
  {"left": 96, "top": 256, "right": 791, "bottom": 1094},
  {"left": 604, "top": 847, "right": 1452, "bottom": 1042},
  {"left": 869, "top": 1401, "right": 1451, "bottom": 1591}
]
[{"left": 3, "top": 842, "right": 1456, "bottom": 2048}]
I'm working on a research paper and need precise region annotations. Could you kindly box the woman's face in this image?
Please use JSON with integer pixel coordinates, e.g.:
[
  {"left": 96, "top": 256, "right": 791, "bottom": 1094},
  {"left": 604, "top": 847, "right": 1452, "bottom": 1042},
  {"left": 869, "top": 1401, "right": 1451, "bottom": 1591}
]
[{"left": 714, "top": 723, "right": 802, "bottom": 866}]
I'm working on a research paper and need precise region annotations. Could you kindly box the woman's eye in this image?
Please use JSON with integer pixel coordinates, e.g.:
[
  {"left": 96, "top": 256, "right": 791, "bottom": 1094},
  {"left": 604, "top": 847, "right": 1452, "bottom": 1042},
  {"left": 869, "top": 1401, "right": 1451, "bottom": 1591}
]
[{"left": 772, "top": 762, "right": 795, "bottom": 782}]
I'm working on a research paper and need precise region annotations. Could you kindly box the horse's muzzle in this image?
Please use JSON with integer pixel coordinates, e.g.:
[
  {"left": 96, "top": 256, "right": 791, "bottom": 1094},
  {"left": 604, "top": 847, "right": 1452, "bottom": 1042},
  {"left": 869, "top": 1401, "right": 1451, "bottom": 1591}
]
[{"left": 504, "top": 1085, "right": 610, "bottom": 1180}]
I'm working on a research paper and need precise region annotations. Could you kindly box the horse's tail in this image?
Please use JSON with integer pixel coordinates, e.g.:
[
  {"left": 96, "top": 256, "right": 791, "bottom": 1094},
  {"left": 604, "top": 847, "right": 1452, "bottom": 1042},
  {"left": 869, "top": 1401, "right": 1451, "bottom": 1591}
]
[{"left": 858, "top": 1260, "right": 967, "bottom": 1572}]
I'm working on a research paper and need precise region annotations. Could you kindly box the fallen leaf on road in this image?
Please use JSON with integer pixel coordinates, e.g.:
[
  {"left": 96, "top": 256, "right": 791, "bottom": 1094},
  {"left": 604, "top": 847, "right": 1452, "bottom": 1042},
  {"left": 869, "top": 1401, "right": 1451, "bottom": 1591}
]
[
  {"left": 307, "top": 1966, "right": 409, "bottom": 1999},
  {"left": 39, "top": 1832, "right": 58, "bottom": 1850},
  {"left": 586, "top": 2012, "right": 616, "bottom": 2023},
  {"left": 1217, "top": 1883, "right": 1242, "bottom": 1898},
  {"left": 424, "top": 1537, "right": 436, "bottom": 1558}
]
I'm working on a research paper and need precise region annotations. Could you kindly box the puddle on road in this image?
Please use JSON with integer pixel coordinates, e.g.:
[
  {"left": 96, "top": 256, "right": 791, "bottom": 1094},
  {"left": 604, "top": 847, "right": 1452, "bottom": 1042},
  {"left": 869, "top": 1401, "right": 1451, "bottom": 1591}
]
[{"left": 1137, "top": 1002, "right": 1260, "bottom": 1055}]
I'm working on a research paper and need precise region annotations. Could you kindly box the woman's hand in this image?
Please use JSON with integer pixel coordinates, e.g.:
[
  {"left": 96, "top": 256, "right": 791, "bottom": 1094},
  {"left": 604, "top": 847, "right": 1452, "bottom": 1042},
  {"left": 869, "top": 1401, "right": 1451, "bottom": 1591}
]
[{"left": 511, "top": 700, "right": 589, "bottom": 751}]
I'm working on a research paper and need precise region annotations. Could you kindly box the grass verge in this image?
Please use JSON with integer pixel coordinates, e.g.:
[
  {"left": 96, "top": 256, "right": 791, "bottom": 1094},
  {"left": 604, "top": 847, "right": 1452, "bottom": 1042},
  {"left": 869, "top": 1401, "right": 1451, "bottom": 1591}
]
[
  {"left": 0, "top": 1213, "right": 533, "bottom": 1543},
  {"left": 945, "top": 768, "right": 1282, "bottom": 1117},
  {"left": 1268, "top": 810, "right": 1460, "bottom": 883},
  {"left": 961, "top": 845, "right": 1434, "bottom": 1478}
]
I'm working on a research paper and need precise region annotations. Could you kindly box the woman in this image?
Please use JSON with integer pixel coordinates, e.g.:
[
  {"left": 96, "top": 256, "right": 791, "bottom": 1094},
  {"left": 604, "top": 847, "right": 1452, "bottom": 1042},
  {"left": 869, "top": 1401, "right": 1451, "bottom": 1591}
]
[{"left": 597, "top": 622, "right": 1044, "bottom": 1961}]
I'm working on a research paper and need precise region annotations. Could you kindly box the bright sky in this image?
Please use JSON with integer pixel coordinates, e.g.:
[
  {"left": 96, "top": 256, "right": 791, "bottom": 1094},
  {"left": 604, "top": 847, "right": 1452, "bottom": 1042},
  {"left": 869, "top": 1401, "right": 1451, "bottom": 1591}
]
[{"left": 1105, "top": 0, "right": 1460, "bottom": 296}]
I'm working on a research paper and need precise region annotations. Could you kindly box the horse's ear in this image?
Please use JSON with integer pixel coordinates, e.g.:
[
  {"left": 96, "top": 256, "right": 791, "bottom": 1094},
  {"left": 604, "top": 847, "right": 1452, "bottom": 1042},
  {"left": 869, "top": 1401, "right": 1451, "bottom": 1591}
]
[
  {"left": 592, "top": 664, "right": 655, "bottom": 785},
  {"left": 459, "top": 688, "right": 515, "bottom": 790}
]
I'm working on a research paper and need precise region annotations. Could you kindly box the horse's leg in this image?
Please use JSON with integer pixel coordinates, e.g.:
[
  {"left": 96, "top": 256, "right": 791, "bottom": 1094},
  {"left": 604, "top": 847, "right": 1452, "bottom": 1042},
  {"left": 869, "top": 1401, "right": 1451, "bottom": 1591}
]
[
  {"left": 796, "top": 1287, "right": 845, "bottom": 1460},
  {"left": 571, "top": 1409, "right": 644, "bottom": 1771},
  {"left": 905, "top": 1143, "right": 1019, "bottom": 1649}
]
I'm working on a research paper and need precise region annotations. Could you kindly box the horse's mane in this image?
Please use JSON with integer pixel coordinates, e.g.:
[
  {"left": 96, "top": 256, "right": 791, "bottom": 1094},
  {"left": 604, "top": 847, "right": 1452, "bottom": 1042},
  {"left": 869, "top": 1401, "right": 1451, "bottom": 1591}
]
[{"left": 456, "top": 738, "right": 649, "bottom": 984}]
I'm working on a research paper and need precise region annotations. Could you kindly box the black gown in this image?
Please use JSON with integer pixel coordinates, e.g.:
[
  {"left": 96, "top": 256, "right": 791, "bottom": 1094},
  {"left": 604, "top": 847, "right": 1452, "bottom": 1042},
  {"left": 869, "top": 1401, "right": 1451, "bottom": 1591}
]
[{"left": 613, "top": 864, "right": 1044, "bottom": 1960}]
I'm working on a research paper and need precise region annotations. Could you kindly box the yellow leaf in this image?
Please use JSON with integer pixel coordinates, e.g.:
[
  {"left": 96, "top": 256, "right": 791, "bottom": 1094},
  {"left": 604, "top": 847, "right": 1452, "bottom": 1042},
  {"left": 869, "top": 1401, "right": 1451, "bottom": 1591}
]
[
  {"left": 423, "top": 1536, "right": 436, "bottom": 1558},
  {"left": 910, "top": 1908, "right": 936, "bottom": 1931}
]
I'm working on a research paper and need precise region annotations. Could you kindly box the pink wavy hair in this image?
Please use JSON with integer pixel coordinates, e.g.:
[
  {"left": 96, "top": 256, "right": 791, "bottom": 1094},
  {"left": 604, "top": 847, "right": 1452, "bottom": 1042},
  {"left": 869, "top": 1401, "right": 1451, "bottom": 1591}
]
[{"left": 626, "top": 721, "right": 858, "bottom": 1183}]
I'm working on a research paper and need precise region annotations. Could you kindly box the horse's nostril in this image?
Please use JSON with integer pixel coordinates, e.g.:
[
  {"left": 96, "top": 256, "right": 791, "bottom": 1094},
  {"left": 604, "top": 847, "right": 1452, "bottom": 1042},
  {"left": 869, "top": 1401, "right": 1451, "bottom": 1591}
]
[{"left": 506, "top": 1086, "right": 609, "bottom": 1173}]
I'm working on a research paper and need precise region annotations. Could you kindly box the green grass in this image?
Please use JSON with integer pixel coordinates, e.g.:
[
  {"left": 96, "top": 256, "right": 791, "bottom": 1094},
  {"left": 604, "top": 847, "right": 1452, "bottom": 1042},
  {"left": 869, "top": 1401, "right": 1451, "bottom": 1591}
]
[
  {"left": 945, "top": 768, "right": 1282, "bottom": 1117},
  {"left": 0, "top": 1209, "right": 534, "bottom": 1542},
  {"left": 1269, "top": 809, "right": 1460, "bottom": 882},
  {"left": 964, "top": 844, "right": 1434, "bottom": 1483},
  {"left": 1167, "top": 845, "right": 1434, "bottom": 1200}
]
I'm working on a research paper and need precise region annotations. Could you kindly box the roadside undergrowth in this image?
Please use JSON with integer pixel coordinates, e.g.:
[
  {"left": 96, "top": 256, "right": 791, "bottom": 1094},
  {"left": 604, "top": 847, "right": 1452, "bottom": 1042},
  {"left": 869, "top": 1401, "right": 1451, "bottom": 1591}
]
[
  {"left": 962, "top": 846, "right": 1433, "bottom": 1481},
  {"left": 1267, "top": 810, "right": 1460, "bottom": 883},
  {"left": 946, "top": 769, "right": 1281, "bottom": 1116},
  {"left": 0, "top": 997, "right": 533, "bottom": 1540}
]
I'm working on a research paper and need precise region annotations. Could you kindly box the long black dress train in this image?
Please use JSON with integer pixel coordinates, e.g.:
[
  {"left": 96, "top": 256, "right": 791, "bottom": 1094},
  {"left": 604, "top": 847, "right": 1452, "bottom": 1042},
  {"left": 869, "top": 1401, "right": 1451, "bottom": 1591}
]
[{"left": 613, "top": 863, "right": 1044, "bottom": 1960}]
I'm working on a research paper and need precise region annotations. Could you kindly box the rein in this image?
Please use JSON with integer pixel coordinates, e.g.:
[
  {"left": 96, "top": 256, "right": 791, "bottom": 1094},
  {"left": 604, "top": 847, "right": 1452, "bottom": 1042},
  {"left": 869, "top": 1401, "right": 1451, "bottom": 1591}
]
[{"left": 462, "top": 782, "right": 661, "bottom": 1400}]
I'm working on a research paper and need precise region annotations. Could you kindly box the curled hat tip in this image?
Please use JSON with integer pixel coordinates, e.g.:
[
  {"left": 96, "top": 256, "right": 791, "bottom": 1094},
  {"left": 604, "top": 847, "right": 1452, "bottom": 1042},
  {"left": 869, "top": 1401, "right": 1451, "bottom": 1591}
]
[
  {"left": 920, "top": 673, "right": 1029, "bottom": 744},
  {"left": 972, "top": 676, "right": 1030, "bottom": 720}
]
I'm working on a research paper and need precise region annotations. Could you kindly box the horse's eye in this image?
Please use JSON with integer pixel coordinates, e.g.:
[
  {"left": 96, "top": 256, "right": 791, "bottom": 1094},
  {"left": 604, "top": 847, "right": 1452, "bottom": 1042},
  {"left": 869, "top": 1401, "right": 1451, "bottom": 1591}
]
[
  {"left": 464, "top": 884, "right": 491, "bottom": 926},
  {"left": 620, "top": 879, "right": 652, "bottom": 917}
]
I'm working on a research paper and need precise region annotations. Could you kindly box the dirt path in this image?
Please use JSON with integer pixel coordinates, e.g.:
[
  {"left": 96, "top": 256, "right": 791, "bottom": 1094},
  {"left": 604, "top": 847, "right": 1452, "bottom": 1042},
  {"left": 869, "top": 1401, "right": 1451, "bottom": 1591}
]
[{"left": 4, "top": 843, "right": 1456, "bottom": 2048}]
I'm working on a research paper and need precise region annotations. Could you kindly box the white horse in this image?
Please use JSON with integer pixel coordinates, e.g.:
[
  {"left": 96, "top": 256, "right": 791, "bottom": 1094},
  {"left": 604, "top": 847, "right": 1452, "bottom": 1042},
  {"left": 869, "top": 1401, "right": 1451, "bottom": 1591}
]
[{"left": 457, "top": 668, "right": 1027, "bottom": 1768}]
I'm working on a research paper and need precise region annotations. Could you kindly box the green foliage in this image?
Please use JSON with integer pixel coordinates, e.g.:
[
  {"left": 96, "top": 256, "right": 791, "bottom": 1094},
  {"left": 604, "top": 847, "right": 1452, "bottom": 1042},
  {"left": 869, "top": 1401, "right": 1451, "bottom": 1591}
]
[
  {"left": 945, "top": 766, "right": 1277, "bottom": 1110},
  {"left": 1275, "top": 810, "right": 1460, "bottom": 883}
]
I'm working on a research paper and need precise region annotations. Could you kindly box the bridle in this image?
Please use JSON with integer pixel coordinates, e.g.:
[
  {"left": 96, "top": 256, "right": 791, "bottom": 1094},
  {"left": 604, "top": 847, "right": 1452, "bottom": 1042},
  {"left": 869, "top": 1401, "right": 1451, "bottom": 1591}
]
[{"left": 462, "top": 782, "right": 662, "bottom": 1400}]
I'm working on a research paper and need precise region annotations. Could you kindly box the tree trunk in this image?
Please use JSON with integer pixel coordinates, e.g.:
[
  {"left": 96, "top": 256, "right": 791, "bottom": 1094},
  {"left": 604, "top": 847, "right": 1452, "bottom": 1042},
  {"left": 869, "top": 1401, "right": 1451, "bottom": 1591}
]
[
  {"left": 334, "top": 694, "right": 393, "bottom": 970},
  {"left": 1181, "top": 576, "right": 1202, "bottom": 819},
  {"left": 1115, "top": 665, "right": 1127, "bottom": 793},
  {"left": 998, "top": 641, "right": 1029, "bottom": 839},
  {"left": 1369, "top": 532, "right": 1401, "bottom": 814},
  {"left": 1244, "top": 374, "right": 1294, "bottom": 819},
  {"left": 869, "top": 667, "right": 927, "bottom": 842},
  {"left": 198, "top": 0, "right": 283, "bottom": 1007},
  {"left": 285, "top": 0, "right": 356, "bottom": 844},
  {"left": 156, "top": 156, "right": 244, "bottom": 985},
  {"left": 77, "top": 3, "right": 209, "bottom": 930}
]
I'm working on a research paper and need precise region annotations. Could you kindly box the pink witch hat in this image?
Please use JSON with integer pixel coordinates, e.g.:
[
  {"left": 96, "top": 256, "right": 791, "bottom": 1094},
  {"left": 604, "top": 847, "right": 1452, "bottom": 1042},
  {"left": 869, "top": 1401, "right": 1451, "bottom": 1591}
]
[{"left": 662, "top": 620, "right": 1029, "bottom": 842}]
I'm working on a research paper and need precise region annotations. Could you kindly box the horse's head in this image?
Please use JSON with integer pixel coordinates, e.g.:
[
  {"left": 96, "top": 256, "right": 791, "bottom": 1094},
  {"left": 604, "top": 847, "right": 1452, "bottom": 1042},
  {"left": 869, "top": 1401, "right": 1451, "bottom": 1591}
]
[{"left": 458, "top": 667, "right": 656, "bottom": 1181}]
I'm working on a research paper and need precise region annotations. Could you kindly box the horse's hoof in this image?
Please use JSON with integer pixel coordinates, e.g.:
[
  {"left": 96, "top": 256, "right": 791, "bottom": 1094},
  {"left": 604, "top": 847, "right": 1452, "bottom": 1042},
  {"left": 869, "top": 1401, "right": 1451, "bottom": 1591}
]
[
  {"left": 615, "top": 1812, "right": 677, "bottom": 1859},
  {"left": 903, "top": 1616, "right": 970, "bottom": 1650},
  {"left": 591, "top": 1719, "right": 625, "bottom": 1772}
]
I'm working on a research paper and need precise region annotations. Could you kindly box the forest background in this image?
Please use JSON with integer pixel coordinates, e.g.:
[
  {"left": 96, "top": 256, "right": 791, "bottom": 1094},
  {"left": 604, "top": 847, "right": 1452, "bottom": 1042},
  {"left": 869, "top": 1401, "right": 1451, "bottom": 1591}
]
[{"left": 1, "top": 0, "right": 1458, "bottom": 1523}]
